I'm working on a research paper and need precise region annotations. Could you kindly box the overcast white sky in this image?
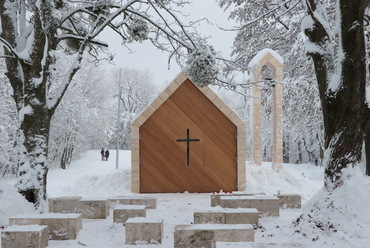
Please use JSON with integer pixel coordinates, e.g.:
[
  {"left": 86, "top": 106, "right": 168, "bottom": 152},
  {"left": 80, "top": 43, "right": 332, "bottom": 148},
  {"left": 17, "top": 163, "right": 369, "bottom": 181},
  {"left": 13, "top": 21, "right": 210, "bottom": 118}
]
[{"left": 101, "top": 1, "right": 238, "bottom": 87}]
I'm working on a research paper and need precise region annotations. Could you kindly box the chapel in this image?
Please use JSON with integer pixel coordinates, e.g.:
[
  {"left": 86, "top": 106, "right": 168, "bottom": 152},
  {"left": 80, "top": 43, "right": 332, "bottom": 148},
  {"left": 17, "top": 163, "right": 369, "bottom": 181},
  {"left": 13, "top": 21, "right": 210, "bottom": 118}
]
[{"left": 131, "top": 73, "right": 246, "bottom": 193}]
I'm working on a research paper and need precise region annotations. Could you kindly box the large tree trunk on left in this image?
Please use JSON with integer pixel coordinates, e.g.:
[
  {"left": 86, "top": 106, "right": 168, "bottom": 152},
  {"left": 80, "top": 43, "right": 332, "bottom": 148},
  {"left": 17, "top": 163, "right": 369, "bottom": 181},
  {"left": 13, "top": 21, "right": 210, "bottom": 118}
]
[
  {"left": 0, "top": 0, "right": 54, "bottom": 211},
  {"left": 17, "top": 96, "right": 51, "bottom": 211}
]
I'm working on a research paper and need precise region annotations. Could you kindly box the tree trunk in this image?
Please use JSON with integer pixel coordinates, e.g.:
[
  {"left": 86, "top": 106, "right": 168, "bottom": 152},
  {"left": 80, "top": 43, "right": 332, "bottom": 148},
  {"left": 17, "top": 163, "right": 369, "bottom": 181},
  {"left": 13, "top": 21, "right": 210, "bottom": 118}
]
[
  {"left": 364, "top": 120, "right": 370, "bottom": 175},
  {"left": 323, "top": 0, "right": 369, "bottom": 188},
  {"left": 304, "top": 0, "right": 370, "bottom": 190},
  {"left": 283, "top": 133, "right": 289, "bottom": 163},
  {"left": 17, "top": 106, "right": 51, "bottom": 211},
  {"left": 0, "top": 1, "right": 54, "bottom": 211},
  {"left": 297, "top": 140, "right": 303, "bottom": 163}
]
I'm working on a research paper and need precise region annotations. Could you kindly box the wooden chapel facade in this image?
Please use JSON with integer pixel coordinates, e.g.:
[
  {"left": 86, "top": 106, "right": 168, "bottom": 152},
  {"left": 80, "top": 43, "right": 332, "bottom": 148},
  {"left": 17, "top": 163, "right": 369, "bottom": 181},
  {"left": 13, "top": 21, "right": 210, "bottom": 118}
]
[{"left": 131, "top": 73, "right": 246, "bottom": 193}]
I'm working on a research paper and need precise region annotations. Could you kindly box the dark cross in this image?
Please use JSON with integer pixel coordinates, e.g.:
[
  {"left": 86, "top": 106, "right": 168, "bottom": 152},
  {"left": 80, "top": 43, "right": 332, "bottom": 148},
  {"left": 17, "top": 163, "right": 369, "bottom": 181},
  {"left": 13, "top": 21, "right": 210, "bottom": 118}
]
[{"left": 176, "top": 129, "right": 200, "bottom": 166}]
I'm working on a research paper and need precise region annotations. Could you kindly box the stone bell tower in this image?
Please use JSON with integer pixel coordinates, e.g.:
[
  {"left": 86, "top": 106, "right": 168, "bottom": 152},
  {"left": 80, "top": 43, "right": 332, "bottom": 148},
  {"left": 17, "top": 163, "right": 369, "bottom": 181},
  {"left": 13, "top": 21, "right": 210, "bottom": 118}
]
[{"left": 249, "top": 49, "right": 283, "bottom": 172}]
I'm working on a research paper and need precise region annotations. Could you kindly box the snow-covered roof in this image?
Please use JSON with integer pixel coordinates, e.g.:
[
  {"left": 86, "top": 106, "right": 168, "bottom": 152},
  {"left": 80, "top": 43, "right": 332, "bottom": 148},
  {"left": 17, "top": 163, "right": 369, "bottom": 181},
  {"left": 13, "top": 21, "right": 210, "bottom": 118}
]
[{"left": 248, "top": 48, "right": 284, "bottom": 68}]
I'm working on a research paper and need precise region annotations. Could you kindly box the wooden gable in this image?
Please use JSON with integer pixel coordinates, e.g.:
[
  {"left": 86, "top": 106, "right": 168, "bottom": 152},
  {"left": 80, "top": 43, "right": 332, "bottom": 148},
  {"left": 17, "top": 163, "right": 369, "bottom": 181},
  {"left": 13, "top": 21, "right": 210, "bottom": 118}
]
[{"left": 131, "top": 73, "right": 246, "bottom": 193}]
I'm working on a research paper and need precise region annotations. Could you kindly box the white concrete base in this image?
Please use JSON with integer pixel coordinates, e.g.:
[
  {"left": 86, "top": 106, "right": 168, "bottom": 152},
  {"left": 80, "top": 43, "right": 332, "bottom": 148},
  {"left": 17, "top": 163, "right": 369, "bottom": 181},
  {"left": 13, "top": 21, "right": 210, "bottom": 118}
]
[
  {"left": 9, "top": 213, "right": 82, "bottom": 240},
  {"left": 125, "top": 217, "right": 163, "bottom": 245},
  {"left": 194, "top": 208, "right": 259, "bottom": 224},
  {"left": 220, "top": 196, "right": 279, "bottom": 217},
  {"left": 1, "top": 225, "right": 48, "bottom": 248},
  {"left": 78, "top": 198, "right": 109, "bottom": 219},
  {"left": 174, "top": 224, "right": 254, "bottom": 248},
  {"left": 109, "top": 197, "right": 157, "bottom": 209},
  {"left": 274, "top": 194, "right": 301, "bottom": 209},
  {"left": 48, "top": 196, "right": 81, "bottom": 213},
  {"left": 113, "top": 205, "right": 146, "bottom": 223}
]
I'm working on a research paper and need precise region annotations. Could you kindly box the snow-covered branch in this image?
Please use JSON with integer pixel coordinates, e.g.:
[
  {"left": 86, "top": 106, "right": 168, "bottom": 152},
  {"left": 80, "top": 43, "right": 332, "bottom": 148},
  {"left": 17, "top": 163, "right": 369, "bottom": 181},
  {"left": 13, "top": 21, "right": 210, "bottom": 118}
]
[{"left": 0, "top": 38, "right": 19, "bottom": 60}]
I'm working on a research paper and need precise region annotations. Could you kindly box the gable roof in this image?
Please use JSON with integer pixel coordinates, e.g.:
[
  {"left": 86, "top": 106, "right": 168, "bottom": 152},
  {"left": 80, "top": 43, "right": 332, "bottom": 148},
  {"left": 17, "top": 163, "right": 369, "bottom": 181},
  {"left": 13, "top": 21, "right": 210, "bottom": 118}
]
[{"left": 131, "top": 72, "right": 245, "bottom": 128}]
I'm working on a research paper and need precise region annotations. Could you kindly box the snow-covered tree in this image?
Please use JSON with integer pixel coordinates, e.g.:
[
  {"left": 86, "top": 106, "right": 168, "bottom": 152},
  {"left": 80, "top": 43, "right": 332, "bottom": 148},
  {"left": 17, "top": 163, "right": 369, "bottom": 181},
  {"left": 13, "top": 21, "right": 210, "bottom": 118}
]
[
  {"left": 111, "top": 68, "right": 157, "bottom": 149},
  {"left": 218, "top": 0, "right": 370, "bottom": 188},
  {"left": 0, "top": 0, "right": 219, "bottom": 211},
  {"left": 49, "top": 54, "right": 115, "bottom": 169},
  {"left": 301, "top": 0, "right": 370, "bottom": 188},
  {"left": 0, "top": 54, "right": 18, "bottom": 176},
  {"left": 218, "top": 0, "right": 324, "bottom": 164}
]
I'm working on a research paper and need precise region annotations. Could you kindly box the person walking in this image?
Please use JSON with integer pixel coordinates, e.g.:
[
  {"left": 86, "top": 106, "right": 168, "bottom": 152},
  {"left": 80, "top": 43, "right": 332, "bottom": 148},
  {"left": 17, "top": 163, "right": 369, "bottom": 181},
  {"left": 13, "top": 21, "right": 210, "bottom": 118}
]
[
  {"left": 100, "top": 148, "right": 105, "bottom": 161},
  {"left": 105, "top": 149, "right": 110, "bottom": 161}
]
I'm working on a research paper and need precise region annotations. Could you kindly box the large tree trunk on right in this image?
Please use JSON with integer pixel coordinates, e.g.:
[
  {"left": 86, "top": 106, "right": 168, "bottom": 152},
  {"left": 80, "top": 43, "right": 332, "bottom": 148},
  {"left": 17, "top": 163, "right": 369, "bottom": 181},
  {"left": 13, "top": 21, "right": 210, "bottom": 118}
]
[
  {"left": 364, "top": 121, "right": 370, "bottom": 176},
  {"left": 304, "top": 0, "right": 370, "bottom": 190}
]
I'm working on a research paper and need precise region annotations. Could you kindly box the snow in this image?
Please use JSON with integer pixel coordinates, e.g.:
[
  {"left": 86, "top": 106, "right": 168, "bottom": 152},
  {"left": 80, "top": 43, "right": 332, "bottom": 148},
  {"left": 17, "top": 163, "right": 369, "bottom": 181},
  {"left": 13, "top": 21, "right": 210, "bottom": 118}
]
[
  {"left": 126, "top": 217, "right": 162, "bottom": 223},
  {"left": 115, "top": 205, "right": 146, "bottom": 210},
  {"left": 220, "top": 196, "right": 278, "bottom": 200},
  {"left": 0, "top": 183, "right": 35, "bottom": 226},
  {"left": 248, "top": 48, "right": 284, "bottom": 68},
  {"left": 3, "top": 225, "right": 47, "bottom": 232},
  {"left": 183, "top": 224, "right": 253, "bottom": 230},
  {"left": 1, "top": 150, "right": 369, "bottom": 247},
  {"left": 11, "top": 213, "right": 81, "bottom": 219},
  {"left": 196, "top": 208, "right": 258, "bottom": 213}
]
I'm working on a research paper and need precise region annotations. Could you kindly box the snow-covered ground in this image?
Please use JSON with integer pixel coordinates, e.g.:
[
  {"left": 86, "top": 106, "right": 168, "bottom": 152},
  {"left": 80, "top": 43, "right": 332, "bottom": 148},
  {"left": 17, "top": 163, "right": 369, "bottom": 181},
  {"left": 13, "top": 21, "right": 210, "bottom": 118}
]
[{"left": 1, "top": 150, "right": 369, "bottom": 247}]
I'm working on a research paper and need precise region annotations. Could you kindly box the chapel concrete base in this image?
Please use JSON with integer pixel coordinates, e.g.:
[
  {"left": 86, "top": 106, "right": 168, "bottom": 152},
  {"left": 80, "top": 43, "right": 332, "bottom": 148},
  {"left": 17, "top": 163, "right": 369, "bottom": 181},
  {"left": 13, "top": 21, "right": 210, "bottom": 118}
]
[
  {"left": 174, "top": 224, "right": 254, "bottom": 248},
  {"left": 274, "top": 194, "right": 301, "bottom": 208},
  {"left": 9, "top": 213, "right": 82, "bottom": 240},
  {"left": 211, "top": 192, "right": 266, "bottom": 207},
  {"left": 194, "top": 208, "right": 259, "bottom": 224},
  {"left": 125, "top": 217, "right": 163, "bottom": 245},
  {"left": 1, "top": 225, "right": 48, "bottom": 248},
  {"left": 216, "top": 242, "right": 310, "bottom": 248},
  {"left": 109, "top": 197, "right": 157, "bottom": 209},
  {"left": 220, "top": 196, "right": 279, "bottom": 217},
  {"left": 78, "top": 198, "right": 109, "bottom": 219},
  {"left": 113, "top": 205, "right": 146, "bottom": 223}
]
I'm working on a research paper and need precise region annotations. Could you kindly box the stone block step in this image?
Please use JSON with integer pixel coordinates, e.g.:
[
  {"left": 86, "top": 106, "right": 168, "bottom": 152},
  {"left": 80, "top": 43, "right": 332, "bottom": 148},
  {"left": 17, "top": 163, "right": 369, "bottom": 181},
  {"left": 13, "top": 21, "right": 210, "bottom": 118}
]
[
  {"left": 194, "top": 208, "right": 259, "bottom": 224},
  {"left": 113, "top": 205, "right": 146, "bottom": 223},
  {"left": 48, "top": 196, "right": 81, "bottom": 213},
  {"left": 220, "top": 195, "right": 279, "bottom": 217},
  {"left": 125, "top": 217, "right": 163, "bottom": 245},
  {"left": 274, "top": 194, "right": 301, "bottom": 208},
  {"left": 211, "top": 192, "right": 265, "bottom": 207},
  {"left": 109, "top": 197, "right": 157, "bottom": 209},
  {"left": 174, "top": 224, "right": 254, "bottom": 248},
  {"left": 216, "top": 242, "right": 310, "bottom": 248},
  {"left": 1, "top": 225, "right": 48, "bottom": 248},
  {"left": 78, "top": 198, "right": 109, "bottom": 219},
  {"left": 9, "top": 213, "right": 82, "bottom": 240}
]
